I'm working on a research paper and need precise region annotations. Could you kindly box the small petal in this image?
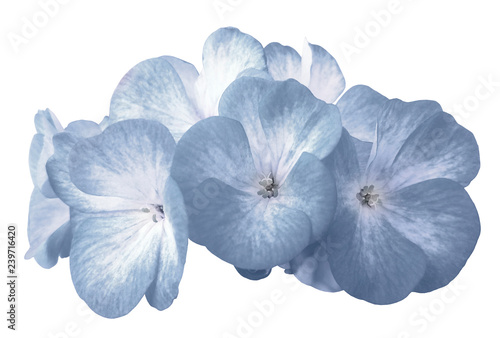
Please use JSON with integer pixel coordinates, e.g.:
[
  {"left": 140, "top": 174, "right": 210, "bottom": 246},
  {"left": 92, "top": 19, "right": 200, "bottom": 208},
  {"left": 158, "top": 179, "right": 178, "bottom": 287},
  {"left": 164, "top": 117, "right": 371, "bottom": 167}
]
[
  {"left": 235, "top": 267, "right": 272, "bottom": 281},
  {"left": 301, "top": 41, "right": 345, "bottom": 103},
  {"left": 64, "top": 120, "right": 102, "bottom": 138},
  {"left": 109, "top": 57, "right": 200, "bottom": 141},
  {"left": 34, "top": 108, "right": 63, "bottom": 135},
  {"left": 195, "top": 27, "right": 266, "bottom": 118},
  {"left": 258, "top": 79, "right": 342, "bottom": 183},
  {"left": 264, "top": 42, "right": 302, "bottom": 81},
  {"left": 336, "top": 85, "right": 388, "bottom": 142},
  {"left": 29, "top": 134, "right": 56, "bottom": 198},
  {"left": 289, "top": 241, "right": 342, "bottom": 292},
  {"left": 25, "top": 189, "right": 71, "bottom": 268},
  {"left": 384, "top": 178, "right": 480, "bottom": 293}
]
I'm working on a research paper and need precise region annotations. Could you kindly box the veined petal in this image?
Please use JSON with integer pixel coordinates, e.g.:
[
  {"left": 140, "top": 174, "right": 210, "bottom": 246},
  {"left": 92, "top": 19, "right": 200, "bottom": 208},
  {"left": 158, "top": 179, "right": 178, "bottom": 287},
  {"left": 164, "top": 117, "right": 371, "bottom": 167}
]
[
  {"left": 171, "top": 116, "right": 259, "bottom": 196},
  {"left": 218, "top": 77, "right": 275, "bottom": 174},
  {"left": 195, "top": 27, "right": 267, "bottom": 118},
  {"left": 336, "top": 85, "right": 388, "bottom": 142},
  {"left": 383, "top": 178, "right": 480, "bottom": 293},
  {"left": 186, "top": 179, "right": 312, "bottom": 270},
  {"left": 70, "top": 211, "right": 184, "bottom": 318},
  {"left": 366, "top": 99, "right": 442, "bottom": 184},
  {"left": 258, "top": 79, "right": 342, "bottom": 183},
  {"left": 25, "top": 189, "right": 71, "bottom": 268},
  {"left": 69, "top": 119, "right": 175, "bottom": 204},
  {"left": 383, "top": 113, "right": 480, "bottom": 190},
  {"left": 34, "top": 108, "right": 63, "bottom": 135},
  {"left": 161, "top": 56, "right": 200, "bottom": 106},
  {"left": 264, "top": 42, "right": 302, "bottom": 81},
  {"left": 289, "top": 240, "right": 342, "bottom": 292},
  {"left": 301, "top": 41, "right": 345, "bottom": 103},
  {"left": 29, "top": 133, "right": 56, "bottom": 198},
  {"left": 64, "top": 120, "right": 102, "bottom": 138},
  {"left": 264, "top": 42, "right": 345, "bottom": 103},
  {"left": 278, "top": 152, "right": 336, "bottom": 240},
  {"left": 145, "top": 177, "right": 188, "bottom": 310},
  {"left": 48, "top": 133, "right": 141, "bottom": 212},
  {"left": 328, "top": 206, "right": 427, "bottom": 304},
  {"left": 109, "top": 57, "right": 200, "bottom": 141}
]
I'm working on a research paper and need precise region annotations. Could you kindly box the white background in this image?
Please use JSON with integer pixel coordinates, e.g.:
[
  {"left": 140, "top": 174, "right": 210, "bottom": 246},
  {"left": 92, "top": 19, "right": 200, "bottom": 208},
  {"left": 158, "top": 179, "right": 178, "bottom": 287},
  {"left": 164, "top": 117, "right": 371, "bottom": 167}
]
[{"left": 1, "top": 0, "right": 499, "bottom": 337}]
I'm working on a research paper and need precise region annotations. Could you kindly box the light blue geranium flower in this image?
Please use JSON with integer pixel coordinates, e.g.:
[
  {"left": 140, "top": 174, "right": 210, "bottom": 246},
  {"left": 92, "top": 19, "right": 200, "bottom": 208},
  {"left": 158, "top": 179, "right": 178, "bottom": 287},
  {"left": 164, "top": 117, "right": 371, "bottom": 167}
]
[
  {"left": 26, "top": 109, "right": 103, "bottom": 268},
  {"left": 46, "top": 119, "right": 188, "bottom": 318},
  {"left": 265, "top": 40, "right": 345, "bottom": 104},
  {"left": 170, "top": 77, "right": 342, "bottom": 272},
  {"left": 109, "top": 27, "right": 267, "bottom": 141},
  {"left": 291, "top": 86, "right": 481, "bottom": 304}
]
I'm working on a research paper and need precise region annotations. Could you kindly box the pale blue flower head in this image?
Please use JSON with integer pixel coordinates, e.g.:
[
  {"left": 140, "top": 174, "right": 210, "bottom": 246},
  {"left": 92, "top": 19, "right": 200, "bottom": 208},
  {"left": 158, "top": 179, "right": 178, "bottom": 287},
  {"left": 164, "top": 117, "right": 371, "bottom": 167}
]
[
  {"left": 48, "top": 119, "right": 188, "bottom": 318},
  {"left": 171, "top": 77, "right": 342, "bottom": 271},
  {"left": 109, "top": 27, "right": 268, "bottom": 141},
  {"left": 290, "top": 86, "right": 481, "bottom": 304},
  {"left": 26, "top": 109, "right": 103, "bottom": 268}
]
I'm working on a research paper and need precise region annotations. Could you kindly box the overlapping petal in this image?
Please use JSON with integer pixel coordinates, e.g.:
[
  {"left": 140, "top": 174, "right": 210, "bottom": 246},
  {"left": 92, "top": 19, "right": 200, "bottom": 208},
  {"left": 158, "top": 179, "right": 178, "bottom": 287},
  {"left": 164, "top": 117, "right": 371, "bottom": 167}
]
[
  {"left": 336, "top": 85, "right": 388, "bottom": 142},
  {"left": 265, "top": 41, "right": 345, "bottom": 103},
  {"left": 384, "top": 178, "right": 480, "bottom": 293},
  {"left": 109, "top": 57, "right": 200, "bottom": 141},
  {"left": 69, "top": 119, "right": 175, "bottom": 204},
  {"left": 25, "top": 189, "right": 71, "bottom": 268}
]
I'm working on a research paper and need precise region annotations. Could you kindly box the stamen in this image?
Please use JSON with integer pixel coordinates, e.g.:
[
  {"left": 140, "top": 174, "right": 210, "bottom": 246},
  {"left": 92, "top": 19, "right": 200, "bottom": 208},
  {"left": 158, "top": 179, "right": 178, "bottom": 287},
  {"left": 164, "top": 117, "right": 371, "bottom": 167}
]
[
  {"left": 257, "top": 172, "right": 279, "bottom": 199},
  {"left": 356, "top": 185, "right": 381, "bottom": 208}
]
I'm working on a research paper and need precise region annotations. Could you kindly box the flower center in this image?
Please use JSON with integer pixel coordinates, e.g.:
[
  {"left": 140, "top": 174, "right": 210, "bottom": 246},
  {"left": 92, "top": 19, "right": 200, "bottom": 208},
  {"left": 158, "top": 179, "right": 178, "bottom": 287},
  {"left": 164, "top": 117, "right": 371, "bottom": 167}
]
[
  {"left": 257, "top": 172, "right": 279, "bottom": 198},
  {"left": 356, "top": 185, "right": 380, "bottom": 208},
  {"left": 141, "top": 204, "right": 165, "bottom": 222}
]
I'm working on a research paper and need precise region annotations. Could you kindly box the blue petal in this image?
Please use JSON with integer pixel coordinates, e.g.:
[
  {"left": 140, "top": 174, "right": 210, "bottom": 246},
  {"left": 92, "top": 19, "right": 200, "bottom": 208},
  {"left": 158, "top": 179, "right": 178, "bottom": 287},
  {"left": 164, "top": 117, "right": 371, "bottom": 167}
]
[
  {"left": 161, "top": 56, "right": 200, "bottom": 106},
  {"left": 366, "top": 99, "right": 442, "bottom": 182},
  {"left": 278, "top": 152, "right": 336, "bottom": 240},
  {"left": 186, "top": 179, "right": 312, "bottom": 270},
  {"left": 109, "top": 57, "right": 199, "bottom": 141},
  {"left": 29, "top": 133, "right": 56, "bottom": 198},
  {"left": 382, "top": 113, "right": 480, "bottom": 190},
  {"left": 69, "top": 119, "right": 175, "bottom": 203},
  {"left": 171, "top": 116, "right": 259, "bottom": 195},
  {"left": 384, "top": 178, "right": 480, "bottom": 293},
  {"left": 235, "top": 267, "right": 272, "bottom": 281},
  {"left": 70, "top": 209, "right": 187, "bottom": 318},
  {"left": 336, "top": 85, "right": 388, "bottom": 142},
  {"left": 258, "top": 79, "right": 342, "bottom": 183},
  {"left": 301, "top": 41, "right": 345, "bottom": 103},
  {"left": 25, "top": 189, "right": 71, "bottom": 268},
  {"left": 352, "top": 137, "right": 373, "bottom": 174},
  {"left": 328, "top": 206, "right": 427, "bottom": 304},
  {"left": 289, "top": 241, "right": 342, "bottom": 292},
  {"left": 47, "top": 133, "right": 138, "bottom": 212},
  {"left": 195, "top": 27, "right": 266, "bottom": 118},
  {"left": 64, "top": 120, "right": 102, "bottom": 138},
  {"left": 218, "top": 77, "right": 275, "bottom": 174},
  {"left": 264, "top": 42, "right": 302, "bottom": 81},
  {"left": 34, "top": 108, "right": 63, "bottom": 135},
  {"left": 145, "top": 177, "right": 188, "bottom": 310},
  {"left": 264, "top": 42, "right": 345, "bottom": 103}
]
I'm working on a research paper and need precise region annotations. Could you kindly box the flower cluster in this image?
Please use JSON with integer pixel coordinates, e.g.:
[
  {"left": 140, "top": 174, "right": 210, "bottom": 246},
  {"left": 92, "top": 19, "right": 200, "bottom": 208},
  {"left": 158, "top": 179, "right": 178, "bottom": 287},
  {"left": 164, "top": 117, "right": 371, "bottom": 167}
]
[{"left": 26, "top": 27, "right": 480, "bottom": 317}]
